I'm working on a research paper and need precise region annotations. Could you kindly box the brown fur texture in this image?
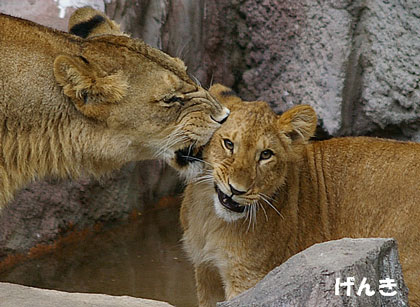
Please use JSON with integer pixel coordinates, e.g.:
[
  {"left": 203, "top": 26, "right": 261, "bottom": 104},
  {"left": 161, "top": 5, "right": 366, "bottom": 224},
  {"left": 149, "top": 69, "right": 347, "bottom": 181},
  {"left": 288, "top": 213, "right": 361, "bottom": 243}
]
[
  {"left": 181, "top": 84, "right": 420, "bottom": 306},
  {"left": 0, "top": 14, "right": 229, "bottom": 208},
  {"left": 68, "top": 7, "right": 129, "bottom": 38}
]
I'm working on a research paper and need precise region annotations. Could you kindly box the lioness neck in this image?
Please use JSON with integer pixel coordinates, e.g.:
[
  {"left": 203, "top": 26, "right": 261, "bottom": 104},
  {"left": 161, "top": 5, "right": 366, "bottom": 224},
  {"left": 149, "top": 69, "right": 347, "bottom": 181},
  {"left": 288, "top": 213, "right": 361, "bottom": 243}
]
[{"left": 0, "top": 114, "right": 127, "bottom": 207}]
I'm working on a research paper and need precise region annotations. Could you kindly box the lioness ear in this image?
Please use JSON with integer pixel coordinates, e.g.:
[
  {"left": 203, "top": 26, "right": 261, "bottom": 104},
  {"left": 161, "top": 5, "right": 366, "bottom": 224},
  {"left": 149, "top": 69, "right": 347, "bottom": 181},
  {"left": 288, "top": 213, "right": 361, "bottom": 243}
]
[
  {"left": 53, "top": 55, "right": 128, "bottom": 118},
  {"left": 209, "top": 83, "right": 242, "bottom": 109},
  {"left": 278, "top": 105, "right": 317, "bottom": 143}
]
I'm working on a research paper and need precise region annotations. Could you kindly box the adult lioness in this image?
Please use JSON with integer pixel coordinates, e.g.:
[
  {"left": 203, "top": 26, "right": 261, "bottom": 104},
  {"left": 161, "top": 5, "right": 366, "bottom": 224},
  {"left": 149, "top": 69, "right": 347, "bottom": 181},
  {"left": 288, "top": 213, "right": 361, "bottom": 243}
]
[
  {"left": 0, "top": 14, "right": 229, "bottom": 208},
  {"left": 181, "top": 84, "right": 420, "bottom": 306}
]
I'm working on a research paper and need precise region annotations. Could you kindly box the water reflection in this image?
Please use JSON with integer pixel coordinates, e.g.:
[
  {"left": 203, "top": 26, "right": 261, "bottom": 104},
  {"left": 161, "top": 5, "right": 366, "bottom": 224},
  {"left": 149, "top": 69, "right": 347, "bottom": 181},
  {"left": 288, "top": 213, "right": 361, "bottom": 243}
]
[{"left": 0, "top": 204, "right": 197, "bottom": 307}]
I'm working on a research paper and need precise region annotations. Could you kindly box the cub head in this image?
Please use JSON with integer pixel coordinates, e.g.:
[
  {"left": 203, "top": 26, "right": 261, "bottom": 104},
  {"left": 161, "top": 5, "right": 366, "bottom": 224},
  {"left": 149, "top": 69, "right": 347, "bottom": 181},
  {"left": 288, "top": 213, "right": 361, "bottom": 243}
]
[
  {"left": 203, "top": 84, "right": 317, "bottom": 222},
  {"left": 54, "top": 34, "right": 229, "bottom": 179}
]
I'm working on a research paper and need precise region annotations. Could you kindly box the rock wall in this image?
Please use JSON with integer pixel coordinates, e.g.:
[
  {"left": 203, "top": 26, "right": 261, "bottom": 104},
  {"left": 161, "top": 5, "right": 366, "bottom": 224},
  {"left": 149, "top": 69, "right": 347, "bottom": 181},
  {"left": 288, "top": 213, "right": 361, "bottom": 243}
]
[
  {"left": 1, "top": 0, "right": 419, "bottom": 255},
  {"left": 105, "top": 0, "right": 420, "bottom": 139}
]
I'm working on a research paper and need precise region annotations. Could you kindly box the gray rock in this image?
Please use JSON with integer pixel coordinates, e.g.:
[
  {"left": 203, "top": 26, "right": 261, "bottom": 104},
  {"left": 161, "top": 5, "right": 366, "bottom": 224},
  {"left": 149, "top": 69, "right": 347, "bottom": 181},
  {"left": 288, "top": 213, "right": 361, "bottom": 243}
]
[
  {"left": 196, "top": 0, "right": 420, "bottom": 139},
  {"left": 218, "top": 238, "right": 409, "bottom": 307},
  {"left": 352, "top": 0, "right": 420, "bottom": 139},
  {"left": 0, "top": 282, "right": 173, "bottom": 307}
]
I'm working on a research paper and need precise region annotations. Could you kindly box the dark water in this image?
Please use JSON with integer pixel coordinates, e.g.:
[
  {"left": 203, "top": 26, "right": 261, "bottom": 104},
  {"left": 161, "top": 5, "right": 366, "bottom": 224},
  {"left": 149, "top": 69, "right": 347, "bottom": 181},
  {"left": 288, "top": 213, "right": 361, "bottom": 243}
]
[{"left": 0, "top": 205, "right": 197, "bottom": 307}]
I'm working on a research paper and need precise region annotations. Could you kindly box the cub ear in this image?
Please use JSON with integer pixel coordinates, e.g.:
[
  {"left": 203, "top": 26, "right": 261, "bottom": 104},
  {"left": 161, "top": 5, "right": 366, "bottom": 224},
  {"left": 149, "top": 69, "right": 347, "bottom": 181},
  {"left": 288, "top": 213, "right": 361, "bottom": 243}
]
[
  {"left": 68, "top": 7, "right": 128, "bottom": 38},
  {"left": 53, "top": 55, "right": 128, "bottom": 118},
  {"left": 209, "top": 83, "right": 242, "bottom": 109},
  {"left": 278, "top": 105, "right": 317, "bottom": 143}
]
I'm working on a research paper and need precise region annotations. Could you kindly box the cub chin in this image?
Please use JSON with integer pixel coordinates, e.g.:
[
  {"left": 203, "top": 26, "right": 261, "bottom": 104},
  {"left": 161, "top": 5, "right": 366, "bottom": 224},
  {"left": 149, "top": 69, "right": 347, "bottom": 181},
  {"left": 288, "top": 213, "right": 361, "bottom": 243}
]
[{"left": 181, "top": 84, "right": 420, "bottom": 306}]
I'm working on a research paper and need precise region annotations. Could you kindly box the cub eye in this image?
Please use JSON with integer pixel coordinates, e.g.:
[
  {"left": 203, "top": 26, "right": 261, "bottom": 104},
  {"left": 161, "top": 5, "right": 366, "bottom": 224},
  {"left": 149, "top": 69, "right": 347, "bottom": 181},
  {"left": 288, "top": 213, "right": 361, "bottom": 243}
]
[
  {"left": 223, "top": 139, "right": 234, "bottom": 151},
  {"left": 260, "top": 149, "right": 273, "bottom": 161},
  {"left": 164, "top": 96, "right": 184, "bottom": 105}
]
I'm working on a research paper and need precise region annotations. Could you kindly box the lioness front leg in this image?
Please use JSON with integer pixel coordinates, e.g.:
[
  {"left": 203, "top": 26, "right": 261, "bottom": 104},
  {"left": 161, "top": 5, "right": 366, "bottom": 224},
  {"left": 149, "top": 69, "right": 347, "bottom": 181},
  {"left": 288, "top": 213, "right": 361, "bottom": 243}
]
[{"left": 195, "top": 263, "right": 225, "bottom": 307}]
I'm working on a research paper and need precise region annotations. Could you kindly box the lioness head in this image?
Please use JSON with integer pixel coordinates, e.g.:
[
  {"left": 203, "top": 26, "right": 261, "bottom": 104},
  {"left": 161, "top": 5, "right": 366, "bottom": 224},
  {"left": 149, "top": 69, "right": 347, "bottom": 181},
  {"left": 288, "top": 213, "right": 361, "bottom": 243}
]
[
  {"left": 53, "top": 35, "right": 229, "bottom": 179},
  {"left": 202, "top": 84, "right": 316, "bottom": 222}
]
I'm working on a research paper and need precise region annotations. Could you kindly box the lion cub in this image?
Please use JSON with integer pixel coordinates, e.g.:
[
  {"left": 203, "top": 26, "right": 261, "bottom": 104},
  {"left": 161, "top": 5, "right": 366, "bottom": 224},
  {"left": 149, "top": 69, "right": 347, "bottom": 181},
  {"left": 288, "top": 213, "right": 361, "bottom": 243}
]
[{"left": 181, "top": 84, "right": 420, "bottom": 306}]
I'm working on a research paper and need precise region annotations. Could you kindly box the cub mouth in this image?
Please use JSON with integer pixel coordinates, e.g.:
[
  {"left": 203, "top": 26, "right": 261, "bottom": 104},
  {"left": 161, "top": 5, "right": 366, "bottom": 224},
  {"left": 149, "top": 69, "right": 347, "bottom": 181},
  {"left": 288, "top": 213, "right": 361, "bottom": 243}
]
[
  {"left": 175, "top": 144, "right": 204, "bottom": 167},
  {"left": 215, "top": 184, "right": 245, "bottom": 213}
]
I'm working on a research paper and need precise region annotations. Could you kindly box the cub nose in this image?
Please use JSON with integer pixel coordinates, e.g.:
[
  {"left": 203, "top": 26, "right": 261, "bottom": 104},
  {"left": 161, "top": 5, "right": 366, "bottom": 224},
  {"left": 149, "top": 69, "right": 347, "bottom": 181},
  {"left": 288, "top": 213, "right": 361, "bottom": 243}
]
[
  {"left": 211, "top": 107, "right": 230, "bottom": 124},
  {"left": 229, "top": 183, "right": 246, "bottom": 196}
]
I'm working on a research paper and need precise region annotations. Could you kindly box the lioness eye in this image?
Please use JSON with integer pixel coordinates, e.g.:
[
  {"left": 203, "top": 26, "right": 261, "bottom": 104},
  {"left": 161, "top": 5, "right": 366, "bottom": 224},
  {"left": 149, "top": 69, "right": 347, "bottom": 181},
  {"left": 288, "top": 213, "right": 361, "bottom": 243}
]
[
  {"left": 164, "top": 96, "right": 184, "bottom": 105},
  {"left": 260, "top": 149, "right": 273, "bottom": 160},
  {"left": 223, "top": 139, "right": 234, "bottom": 151}
]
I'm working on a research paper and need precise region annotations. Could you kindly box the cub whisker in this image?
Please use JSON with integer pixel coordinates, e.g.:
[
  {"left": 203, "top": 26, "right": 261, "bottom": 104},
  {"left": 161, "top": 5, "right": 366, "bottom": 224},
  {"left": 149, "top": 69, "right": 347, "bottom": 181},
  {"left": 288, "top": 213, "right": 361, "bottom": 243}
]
[
  {"left": 258, "top": 201, "right": 268, "bottom": 222},
  {"left": 259, "top": 193, "right": 284, "bottom": 219},
  {"left": 243, "top": 202, "right": 258, "bottom": 232}
]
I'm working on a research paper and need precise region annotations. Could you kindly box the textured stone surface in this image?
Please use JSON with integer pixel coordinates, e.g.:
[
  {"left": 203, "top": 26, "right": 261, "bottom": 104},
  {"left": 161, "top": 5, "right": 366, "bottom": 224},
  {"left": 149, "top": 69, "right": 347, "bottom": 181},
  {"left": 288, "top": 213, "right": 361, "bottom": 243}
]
[
  {"left": 192, "top": 0, "right": 420, "bottom": 139},
  {"left": 0, "top": 282, "right": 173, "bottom": 307},
  {"left": 218, "top": 238, "right": 409, "bottom": 306},
  {"left": 353, "top": 1, "right": 420, "bottom": 139}
]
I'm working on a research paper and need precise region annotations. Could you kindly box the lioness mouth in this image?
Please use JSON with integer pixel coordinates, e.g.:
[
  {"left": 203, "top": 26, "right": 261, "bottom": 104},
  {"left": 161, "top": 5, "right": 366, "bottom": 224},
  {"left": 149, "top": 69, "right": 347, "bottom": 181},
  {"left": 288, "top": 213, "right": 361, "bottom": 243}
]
[
  {"left": 175, "top": 145, "right": 204, "bottom": 167},
  {"left": 215, "top": 185, "right": 245, "bottom": 213}
]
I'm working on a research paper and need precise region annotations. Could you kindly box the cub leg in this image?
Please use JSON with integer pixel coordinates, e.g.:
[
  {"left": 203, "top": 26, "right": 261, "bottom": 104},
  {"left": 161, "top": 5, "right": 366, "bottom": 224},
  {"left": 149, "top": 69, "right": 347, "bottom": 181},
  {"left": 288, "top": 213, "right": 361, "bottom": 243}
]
[{"left": 195, "top": 263, "right": 225, "bottom": 307}]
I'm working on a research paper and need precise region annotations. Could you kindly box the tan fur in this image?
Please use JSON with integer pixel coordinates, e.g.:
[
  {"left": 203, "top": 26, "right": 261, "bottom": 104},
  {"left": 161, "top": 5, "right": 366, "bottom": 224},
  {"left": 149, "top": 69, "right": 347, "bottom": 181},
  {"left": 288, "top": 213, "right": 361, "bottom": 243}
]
[
  {"left": 181, "top": 84, "right": 420, "bottom": 306},
  {"left": 68, "top": 7, "right": 129, "bottom": 38},
  {"left": 0, "top": 14, "right": 229, "bottom": 208}
]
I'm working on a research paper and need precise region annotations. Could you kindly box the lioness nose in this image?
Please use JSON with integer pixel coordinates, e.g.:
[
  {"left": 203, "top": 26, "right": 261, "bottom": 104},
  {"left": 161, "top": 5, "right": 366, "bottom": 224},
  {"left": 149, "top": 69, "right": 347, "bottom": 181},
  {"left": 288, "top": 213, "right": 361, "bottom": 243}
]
[
  {"left": 211, "top": 107, "right": 230, "bottom": 124},
  {"left": 229, "top": 183, "right": 247, "bottom": 196}
]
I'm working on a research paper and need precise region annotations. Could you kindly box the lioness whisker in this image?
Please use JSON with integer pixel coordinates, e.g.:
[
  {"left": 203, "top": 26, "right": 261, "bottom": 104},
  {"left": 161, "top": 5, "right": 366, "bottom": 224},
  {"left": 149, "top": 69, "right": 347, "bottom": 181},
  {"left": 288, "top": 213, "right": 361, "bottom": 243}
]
[
  {"left": 191, "top": 175, "right": 214, "bottom": 185},
  {"left": 155, "top": 134, "right": 189, "bottom": 158},
  {"left": 180, "top": 155, "right": 213, "bottom": 167},
  {"left": 187, "top": 142, "right": 195, "bottom": 157},
  {"left": 193, "top": 179, "right": 213, "bottom": 185},
  {"left": 161, "top": 127, "right": 184, "bottom": 145},
  {"left": 191, "top": 74, "right": 202, "bottom": 88},
  {"left": 163, "top": 133, "right": 187, "bottom": 151}
]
